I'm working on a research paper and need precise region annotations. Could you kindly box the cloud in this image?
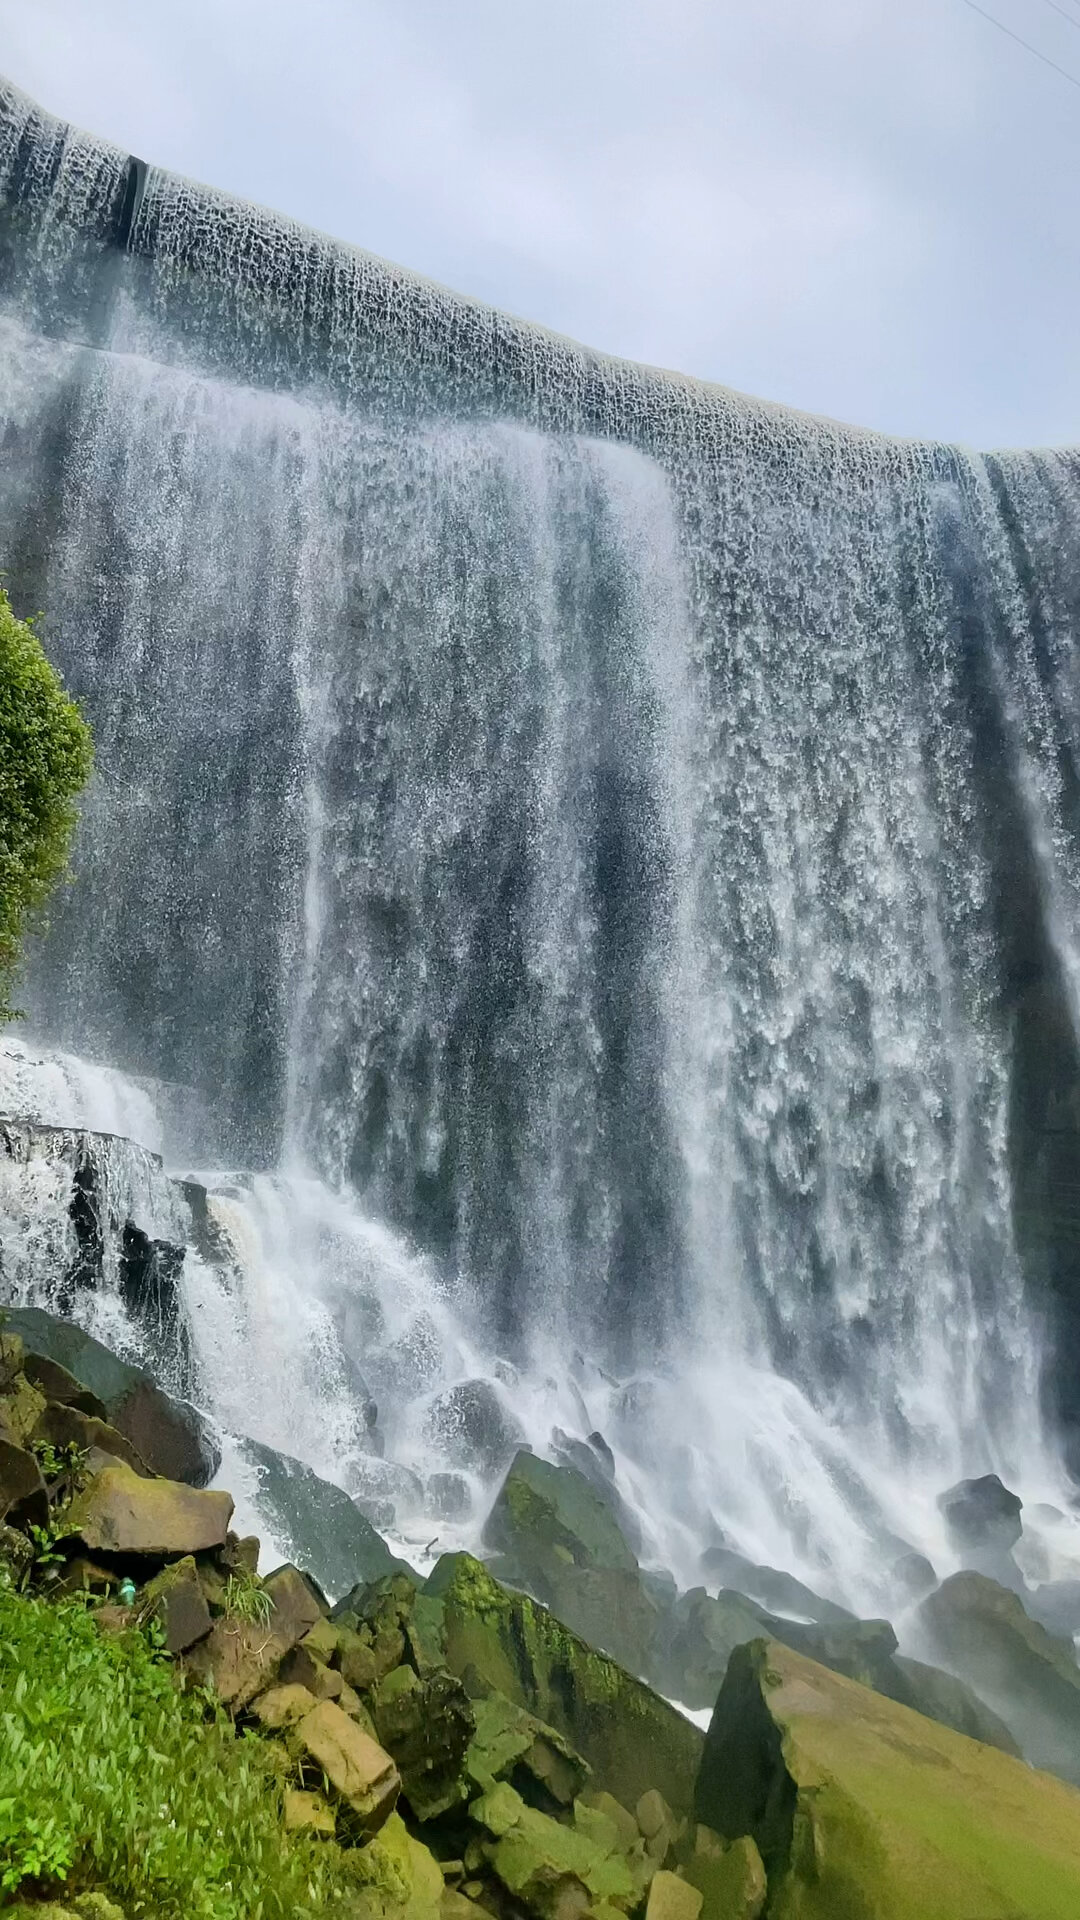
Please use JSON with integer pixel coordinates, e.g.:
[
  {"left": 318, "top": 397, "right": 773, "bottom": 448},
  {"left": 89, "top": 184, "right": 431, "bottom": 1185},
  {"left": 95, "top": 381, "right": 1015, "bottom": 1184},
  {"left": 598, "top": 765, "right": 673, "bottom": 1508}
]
[{"left": 3, "top": 0, "right": 1080, "bottom": 444}]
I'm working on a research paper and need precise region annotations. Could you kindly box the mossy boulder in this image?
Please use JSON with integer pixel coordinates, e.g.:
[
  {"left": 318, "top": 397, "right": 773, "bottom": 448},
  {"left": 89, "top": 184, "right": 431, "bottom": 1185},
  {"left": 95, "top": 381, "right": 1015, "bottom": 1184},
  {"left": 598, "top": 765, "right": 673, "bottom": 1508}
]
[
  {"left": 65, "top": 1462, "right": 232, "bottom": 1559},
  {"left": 426, "top": 1553, "right": 703, "bottom": 1817},
  {"left": 466, "top": 1690, "right": 591, "bottom": 1808},
  {"left": 916, "top": 1570, "right": 1080, "bottom": 1781},
  {"left": 373, "top": 1660, "right": 475, "bottom": 1820},
  {"left": 351, "top": 1808, "right": 444, "bottom": 1920},
  {"left": 471, "top": 1780, "right": 638, "bottom": 1917},
  {"left": 140, "top": 1554, "right": 212, "bottom": 1654},
  {"left": 680, "top": 1827, "right": 766, "bottom": 1920},
  {"left": 484, "top": 1449, "right": 638, "bottom": 1581},
  {"left": 696, "top": 1637, "right": 1080, "bottom": 1919},
  {"left": 0, "top": 1307, "right": 219, "bottom": 1485}
]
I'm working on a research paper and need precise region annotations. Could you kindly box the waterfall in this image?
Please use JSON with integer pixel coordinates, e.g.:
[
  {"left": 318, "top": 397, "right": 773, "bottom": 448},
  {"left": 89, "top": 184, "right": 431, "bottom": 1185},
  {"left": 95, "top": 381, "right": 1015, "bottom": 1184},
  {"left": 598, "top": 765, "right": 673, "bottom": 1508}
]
[{"left": 3, "top": 76, "right": 1080, "bottom": 1610}]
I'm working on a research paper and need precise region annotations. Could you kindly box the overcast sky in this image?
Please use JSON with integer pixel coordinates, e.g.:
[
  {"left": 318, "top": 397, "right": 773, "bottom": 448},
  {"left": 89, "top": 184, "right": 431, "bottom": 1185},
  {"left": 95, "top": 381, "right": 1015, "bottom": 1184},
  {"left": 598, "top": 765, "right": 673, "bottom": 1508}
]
[{"left": 3, "top": 0, "right": 1080, "bottom": 448}]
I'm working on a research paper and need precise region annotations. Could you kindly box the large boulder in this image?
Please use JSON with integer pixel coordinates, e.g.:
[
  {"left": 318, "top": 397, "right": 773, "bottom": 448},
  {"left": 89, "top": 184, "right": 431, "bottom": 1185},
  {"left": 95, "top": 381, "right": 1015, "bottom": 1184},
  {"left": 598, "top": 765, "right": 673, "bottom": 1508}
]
[
  {"left": 66, "top": 1463, "right": 232, "bottom": 1559},
  {"left": 423, "top": 1379, "right": 526, "bottom": 1478},
  {"left": 0, "top": 1307, "right": 219, "bottom": 1485},
  {"left": 938, "top": 1474, "right": 1023, "bottom": 1551},
  {"left": 696, "top": 1638, "right": 1080, "bottom": 1919},
  {"left": 372, "top": 1661, "right": 475, "bottom": 1820},
  {"left": 426, "top": 1552, "right": 703, "bottom": 1818},
  {"left": 482, "top": 1450, "right": 655, "bottom": 1673},
  {"left": 888, "top": 1654, "right": 1020, "bottom": 1756},
  {"left": 234, "top": 1436, "right": 408, "bottom": 1599},
  {"left": 648, "top": 1588, "right": 771, "bottom": 1709},
  {"left": 916, "top": 1570, "right": 1080, "bottom": 1782},
  {"left": 291, "top": 1697, "right": 400, "bottom": 1834}
]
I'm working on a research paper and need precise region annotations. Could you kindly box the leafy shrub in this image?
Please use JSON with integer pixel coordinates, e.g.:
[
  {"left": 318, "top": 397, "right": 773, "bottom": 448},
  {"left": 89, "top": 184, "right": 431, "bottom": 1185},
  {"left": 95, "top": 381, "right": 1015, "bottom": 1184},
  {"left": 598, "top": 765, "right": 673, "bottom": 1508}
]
[
  {"left": 0, "top": 586, "right": 92, "bottom": 1019},
  {"left": 0, "top": 1583, "right": 355, "bottom": 1917}
]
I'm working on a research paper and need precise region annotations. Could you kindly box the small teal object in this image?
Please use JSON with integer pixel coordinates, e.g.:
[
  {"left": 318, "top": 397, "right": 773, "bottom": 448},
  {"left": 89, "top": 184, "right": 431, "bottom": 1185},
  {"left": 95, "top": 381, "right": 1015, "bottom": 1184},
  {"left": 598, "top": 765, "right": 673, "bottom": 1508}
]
[{"left": 118, "top": 1577, "right": 137, "bottom": 1606}]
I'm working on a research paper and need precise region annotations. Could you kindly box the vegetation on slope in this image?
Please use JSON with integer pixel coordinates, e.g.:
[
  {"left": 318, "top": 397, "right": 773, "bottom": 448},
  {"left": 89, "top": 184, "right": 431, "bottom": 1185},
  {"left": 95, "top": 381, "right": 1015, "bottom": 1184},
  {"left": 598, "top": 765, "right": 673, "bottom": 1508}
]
[
  {"left": 0, "top": 587, "right": 92, "bottom": 1020},
  {"left": 0, "top": 1582, "right": 353, "bottom": 1917}
]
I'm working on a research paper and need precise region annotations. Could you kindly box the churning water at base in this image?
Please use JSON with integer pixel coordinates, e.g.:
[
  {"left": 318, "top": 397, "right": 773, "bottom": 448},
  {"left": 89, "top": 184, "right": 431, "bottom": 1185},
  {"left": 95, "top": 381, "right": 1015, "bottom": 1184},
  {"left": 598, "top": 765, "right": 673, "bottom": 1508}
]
[{"left": 5, "top": 78, "right": 1080, "bottom": 1615}]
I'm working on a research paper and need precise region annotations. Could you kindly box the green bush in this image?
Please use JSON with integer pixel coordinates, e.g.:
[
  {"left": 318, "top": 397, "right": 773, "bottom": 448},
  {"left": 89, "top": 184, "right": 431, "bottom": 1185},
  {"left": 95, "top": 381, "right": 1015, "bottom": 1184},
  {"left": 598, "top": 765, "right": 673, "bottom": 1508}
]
[
  {"left": 0, "top": 1583, "right": 355, "bottom": 1917},
  {"left": 0, "top": 587, "right": 93, "bottom": 1020}
]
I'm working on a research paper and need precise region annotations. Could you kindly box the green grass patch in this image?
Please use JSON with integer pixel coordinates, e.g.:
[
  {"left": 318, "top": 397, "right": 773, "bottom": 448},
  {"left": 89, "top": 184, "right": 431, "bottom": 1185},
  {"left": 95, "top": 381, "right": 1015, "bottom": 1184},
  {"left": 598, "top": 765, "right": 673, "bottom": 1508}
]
[{"left": 0, "top": 1582, "right": 355, "bottom": 1917}]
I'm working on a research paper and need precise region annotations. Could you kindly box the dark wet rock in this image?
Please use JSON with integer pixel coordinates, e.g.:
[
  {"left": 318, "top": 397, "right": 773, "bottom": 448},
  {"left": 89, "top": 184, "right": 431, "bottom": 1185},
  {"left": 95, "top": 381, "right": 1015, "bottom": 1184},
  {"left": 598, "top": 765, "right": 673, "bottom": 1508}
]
[
  {"left": 0, "top": 1307, "right": 218, "bottom": 1485},
  {"left": 118, "top": 1222, "right": 191, "bottom": 1380},
  {"left": 140, "top": 1553, "right": 213, "bottom": 1653},
  {"left": 0, "top": 1436, "right": 47, "bottom": 1530},
  {"left": 551, "top": 1427, "right": 643, "bottom": 1555},
  {"left": 697, "top": 1545, "right": 853, "bottom": 1625},
  {"left": 891, "top": 1549, "right": 938, "bottom": 1603},
  {"left": 426, "top": 1551, "right": 703, "bottom": 1817},
  {"left": 770, "top": 1614, "right": 900, "bottom": 1692},
  {"left": 424, "top": 1379, "right": 526, "bottom": 1478},
  {"left": 373, "top": 1661, "right": 475, "bottom": 1820},
  {"left": 19, "top": 1350, "right": 107, "bottom": 1418},
  {"left": 345, "top": 1453, "right": 425, "bottom": 1529},
  {"left": 427, "top": 1470, "right": 472, "bottom": 1521},
  {"left": 938, "top": 1474, "right": 1023, "bottom": 1552},
  {"left": 917, "top": 1569, "right": 1080, "bottom": 1782},
  {"left": 234, "top": 1435, "right": 406, "bottom": 1600},
  {"left": 695, "top": 1637, "right": 1080, "bottom": 1919}
]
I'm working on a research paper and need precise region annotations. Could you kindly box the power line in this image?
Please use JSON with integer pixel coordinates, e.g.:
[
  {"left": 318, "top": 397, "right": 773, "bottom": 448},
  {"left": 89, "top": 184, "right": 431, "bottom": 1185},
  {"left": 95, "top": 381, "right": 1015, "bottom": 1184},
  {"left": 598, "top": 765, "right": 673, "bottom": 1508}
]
[
  {"left": 960, "top": 0, "right": 1080, "bottom": 89},
  {"left": 1033, "top": 0, "right": 1080, "bottom": 37}
]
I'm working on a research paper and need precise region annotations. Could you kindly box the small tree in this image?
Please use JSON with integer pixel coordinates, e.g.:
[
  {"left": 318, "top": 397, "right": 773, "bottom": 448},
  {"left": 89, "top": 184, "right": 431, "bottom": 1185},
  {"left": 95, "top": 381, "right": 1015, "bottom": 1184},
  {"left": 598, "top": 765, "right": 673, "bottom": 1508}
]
[{"left": 0, "top": 586, "right": 93, "bottom": 1020}]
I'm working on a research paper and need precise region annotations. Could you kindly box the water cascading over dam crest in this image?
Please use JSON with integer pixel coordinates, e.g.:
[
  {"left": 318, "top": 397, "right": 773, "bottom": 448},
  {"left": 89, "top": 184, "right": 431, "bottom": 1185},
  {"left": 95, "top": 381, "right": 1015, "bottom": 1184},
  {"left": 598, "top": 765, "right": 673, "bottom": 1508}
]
[{"left": 2, "top": 75, "right": 1080, "bottom": 1607}]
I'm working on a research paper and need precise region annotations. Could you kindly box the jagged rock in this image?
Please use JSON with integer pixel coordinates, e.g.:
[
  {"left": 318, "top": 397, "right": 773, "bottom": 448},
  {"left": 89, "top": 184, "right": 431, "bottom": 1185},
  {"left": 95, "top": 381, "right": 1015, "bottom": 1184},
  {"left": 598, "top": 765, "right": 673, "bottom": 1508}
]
[
  {"left": 424, "top": 1379, "right": 527, "bottom": 1477},
  {"left": 32, "top": 1400, "right": 152, "bottom": 1478},
  {"left": 293, "top": 1698, "right": 400, "bottom": 1833},
  {"left": 697, "top": 1546, "right": 853, "bottom": 1626},
  {"left": 917, "top": 1570, "right": 1080, "bottom": 1782},
  {"left": 20, "top": 1350, "right": 107, "bottom": 1417},
  {"left": 140, "top": 1554, "right": 212, "bottom": 1653},
  {"left": 550, "top": 1429, "right": 643, "bottom": 1557},
  {"left": 938, "top": 1473, "right": 1023, "bottom": 1551},
  {"left": 681, "top": 1829, "right": 766, "bottom": 1920},
  {"left": 283, "top": 1786, "right": 336, "bottom": 1835},
  {"left": 768, "top": 1614, "right": 900, "bottom": 1691},
  {"left": 485, "top": 1449, "right": 638, "bottom": 1579},
  {"left": 696, "top": 1638, "right": 1080, "bottom": 1918},
  {"left": 66, "top": 1462, "right": 232, "bottom": 1559},
  {"left": 648, "top": 1588, "right": 770, "bottom": 1709},
  {"left": 467, "top": 1691, "right": 590, "bottom": 1808},
  {"left": 472, "top": 1780, "right": 637, "bottom": 1916},
  {"left": 234, "top": 1434, "right": 406, "bottom": 1599},
  {"left": 0, "top": 1435, "right": 47, "bottom": 1529},
  {"left": 278, "top": 1640, "right": 345, "bottom": 1699},
  {"left": 644, "top": 1871, "right": 701, "bottom": 1920},
  {"left": 0, "top": 1308, "right": 218, "bottom": 1485},
  {"left": 374, "top": 1661, "right": 475, "bottom": 1819},
  {"left": 427, "top": 1552, "right": 703, "bottom": 1818},
  {"left": 482, "top": 1450, "right": 655, "bottom": 1672},
  {"left": 184, "top": 1562, "right": 324, "bottom": 1709},
  {"left": 888, "top": 1653, "right": 1020, "bottom": 1755}
]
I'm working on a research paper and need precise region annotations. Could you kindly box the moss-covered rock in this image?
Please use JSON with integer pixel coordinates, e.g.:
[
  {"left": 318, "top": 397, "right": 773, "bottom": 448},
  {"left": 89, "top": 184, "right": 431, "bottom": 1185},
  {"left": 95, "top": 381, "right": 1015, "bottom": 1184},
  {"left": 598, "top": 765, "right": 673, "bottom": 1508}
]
[
  {"left": 373, "top": 1660, "right": 475, "bottom": 1820},
  {"left": 680, "top": 1828, "right": 766, "bottom": 1920},
  {"left": 466, "top": 1688, "right": 591, "bottom": 1807},
  {"left": 484, "top": 1450, "right": 638, "bottom": 1578},
  {"left": 140, "top": 1553, "right": 212, "bottom": 1653},
  {"left": 696, "top": 1638, "right": 1080, "bottom": 1919},
  {"left": 471, "top": 1780, "right": 638, "bottom": 1917},
  {"left": 66, "top": 1461, "right": 233, "bottom": 1559},
  {"left": 426, "top": 1553, "right": 703, "bottom": 1818}
]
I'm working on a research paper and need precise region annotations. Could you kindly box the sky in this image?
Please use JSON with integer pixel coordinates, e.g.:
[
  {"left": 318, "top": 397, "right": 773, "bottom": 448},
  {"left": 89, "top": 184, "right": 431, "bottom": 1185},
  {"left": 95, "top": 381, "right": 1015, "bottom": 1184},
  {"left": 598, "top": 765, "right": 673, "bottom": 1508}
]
[{"left": 2, "top": 0, "right": 1080, "bottom": 448}]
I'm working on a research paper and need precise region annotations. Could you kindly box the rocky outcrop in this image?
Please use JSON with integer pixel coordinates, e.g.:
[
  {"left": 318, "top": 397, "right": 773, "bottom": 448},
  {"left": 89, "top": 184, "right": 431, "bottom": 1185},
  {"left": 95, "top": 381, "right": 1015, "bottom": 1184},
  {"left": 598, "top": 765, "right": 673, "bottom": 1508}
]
[
  {"left": 0, "top": 1306, "right": 218, "bottom": 1484},
  {"left": 234, "top": 1435, "right": 410, "bottom": 1598},
  {"left": 696, "top": 1638, "right": 1080, "bottom": 1918},
  {"left": 66, "top": 1462, "right": 233, "bottom": 1559},
  {"left": 916, "top": 1569, "right": 1080, "bottom": 1782}
]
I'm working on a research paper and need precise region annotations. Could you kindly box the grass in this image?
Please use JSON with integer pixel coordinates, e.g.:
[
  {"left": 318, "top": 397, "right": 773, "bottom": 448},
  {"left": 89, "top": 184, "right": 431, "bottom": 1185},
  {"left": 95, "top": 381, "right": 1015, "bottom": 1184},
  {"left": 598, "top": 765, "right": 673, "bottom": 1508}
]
[{"left": 0, "top": 1578, "right": 358, "bottom": 1917}]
